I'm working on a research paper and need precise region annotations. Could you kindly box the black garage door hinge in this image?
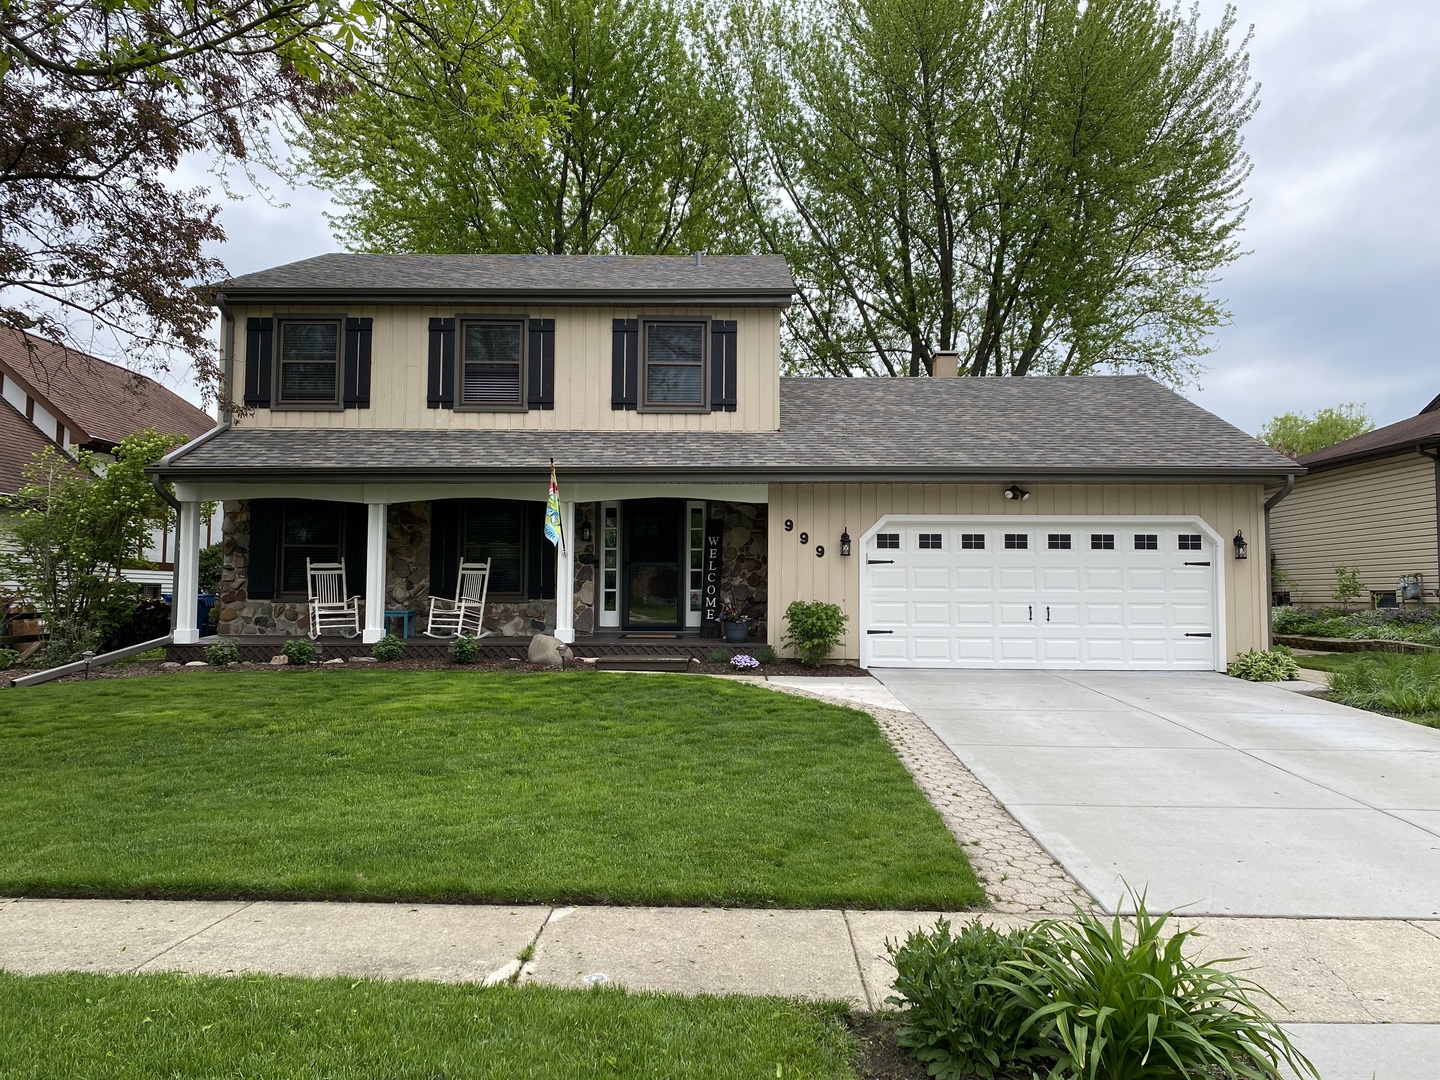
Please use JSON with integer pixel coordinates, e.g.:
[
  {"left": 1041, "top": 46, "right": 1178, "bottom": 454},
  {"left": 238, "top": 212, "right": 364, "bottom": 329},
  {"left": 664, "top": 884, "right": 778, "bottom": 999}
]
[
  {"left": 867, "top": 559, "right": 895, "bottom": 565},
  {"left": 1183, "top": 561, "right": 1212, "bottom": 566},
  {"left": 866, "top": 629, "right": 894, "bottom": 635},
  {"left": 1184, "top": 632, "right": 1213, "bottom": 637}
]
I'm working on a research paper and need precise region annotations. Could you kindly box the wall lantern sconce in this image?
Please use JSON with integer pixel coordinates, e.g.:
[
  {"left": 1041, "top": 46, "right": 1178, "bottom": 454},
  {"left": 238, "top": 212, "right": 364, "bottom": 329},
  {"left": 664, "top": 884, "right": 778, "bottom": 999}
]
[
  {"left": 1003, "top": 484, "right": 1031, "bottom": 502},
  {"left": 1233, "top": 530, "right": 1248, "bottom": 560},
  {"left": 840, "top": 527, "right": 852, "bottom": 557},
  {"left": 580, "top": 521, "right": 593, "bottom": 543}
]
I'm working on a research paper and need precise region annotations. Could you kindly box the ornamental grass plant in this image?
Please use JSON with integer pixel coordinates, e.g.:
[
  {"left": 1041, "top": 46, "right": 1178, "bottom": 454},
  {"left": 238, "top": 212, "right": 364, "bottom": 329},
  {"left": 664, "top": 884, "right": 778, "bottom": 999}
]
[{"left": 1329, "top": 652, "right": 1440, "bottom": 718}]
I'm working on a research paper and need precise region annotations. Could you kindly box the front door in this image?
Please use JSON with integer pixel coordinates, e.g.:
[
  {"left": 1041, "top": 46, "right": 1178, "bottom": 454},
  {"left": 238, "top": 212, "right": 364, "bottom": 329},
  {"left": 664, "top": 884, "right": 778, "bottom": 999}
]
[{"left": 623, "top": 499, "right": 684, "bottom": 628}]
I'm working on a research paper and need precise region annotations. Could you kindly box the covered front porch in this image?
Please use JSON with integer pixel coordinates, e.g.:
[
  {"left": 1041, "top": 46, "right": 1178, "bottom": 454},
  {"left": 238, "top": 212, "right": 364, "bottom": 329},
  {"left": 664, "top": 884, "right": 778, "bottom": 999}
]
[{"left": 166, "top": 479, "right": 769, "bottom": 650}]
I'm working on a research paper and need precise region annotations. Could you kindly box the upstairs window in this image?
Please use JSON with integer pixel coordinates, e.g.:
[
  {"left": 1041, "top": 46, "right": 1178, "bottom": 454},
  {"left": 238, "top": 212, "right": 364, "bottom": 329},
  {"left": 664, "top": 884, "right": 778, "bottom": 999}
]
[
  {"left": 460, "top": 320, "right": 524, "bottom": 408},
  {"left": 276, "top": 319, "right": 341, "bottom": 406},
  {"left": 642, "top": 321, "right": 707, "bottom": 410}
]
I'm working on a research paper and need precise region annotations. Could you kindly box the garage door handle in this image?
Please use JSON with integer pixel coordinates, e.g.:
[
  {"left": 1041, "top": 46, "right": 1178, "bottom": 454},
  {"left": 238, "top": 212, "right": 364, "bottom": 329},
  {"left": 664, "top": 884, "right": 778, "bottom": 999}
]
[
  {"left": 866, "top": 629, "right": 894, "bottom": 635},
  {"left": 867, "top": 559, "right": 895, "bottom": 565},
  {"left": 1046, "top": 606, "right": 1050, "bottom": 622},
  {"left": 1184, "top": 561, "right": 1211, "bottom": 566},
  {"left": 1028, "top": 605, "right": 1033, "bottom": 622},
  {"left": 1184, "top": 632, "right": 1213, "bottom": 638}
]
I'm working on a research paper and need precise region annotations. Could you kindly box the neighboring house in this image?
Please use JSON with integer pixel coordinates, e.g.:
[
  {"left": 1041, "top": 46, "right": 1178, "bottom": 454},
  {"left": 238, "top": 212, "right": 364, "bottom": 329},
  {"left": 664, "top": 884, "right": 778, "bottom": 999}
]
[
  {"left": 1269, "top": 394, "right": 1440, "bottom": 608},
  {"left": 0, "top": 330, "right": 219, "bottom": 591},
  {"left": 152, "top": 253, "right": 1298, "bottom": 669}
]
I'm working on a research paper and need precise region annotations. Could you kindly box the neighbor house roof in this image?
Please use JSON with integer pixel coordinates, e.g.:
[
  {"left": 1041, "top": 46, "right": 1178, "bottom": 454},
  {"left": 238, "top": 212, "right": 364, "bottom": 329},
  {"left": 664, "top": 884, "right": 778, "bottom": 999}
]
[
  {"left": 0, "top": 330, "right": 213, "bottom": 449},
  {"left": 0, "top": 398, "right": 59, "bottom": 494},
  {"left": 157, "top": 375, "right": 1298, "bottom": 484},
  {"left": 216, "top": 254, "right": 796, "bottom": 306},
  {"left": 1296, "top": 394, "right": 1440, "bottom": 472}
]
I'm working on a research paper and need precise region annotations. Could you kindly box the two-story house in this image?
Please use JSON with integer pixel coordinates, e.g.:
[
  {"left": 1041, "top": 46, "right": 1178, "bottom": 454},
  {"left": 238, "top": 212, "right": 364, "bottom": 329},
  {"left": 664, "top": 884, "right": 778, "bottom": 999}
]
[{"left": 154, "top": 253, "right": 1298, "bottom": 670}]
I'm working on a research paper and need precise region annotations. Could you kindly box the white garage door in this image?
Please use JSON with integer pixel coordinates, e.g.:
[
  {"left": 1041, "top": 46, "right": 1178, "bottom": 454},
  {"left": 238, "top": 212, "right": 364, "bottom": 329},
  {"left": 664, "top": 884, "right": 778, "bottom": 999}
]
[{"left": 861, "top": 517, "right": 1221, "bottom": 670}]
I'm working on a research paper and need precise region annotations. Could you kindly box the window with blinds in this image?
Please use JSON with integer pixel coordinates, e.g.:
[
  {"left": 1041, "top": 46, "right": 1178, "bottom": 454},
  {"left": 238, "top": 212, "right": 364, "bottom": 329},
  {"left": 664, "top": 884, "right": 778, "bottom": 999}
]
[
  {"left": 642, "top": 321, "right": 706, "bottom": 409},
  {"left": 276, "top": 319, "right": 341, "bottom": 405},
  {"left": 280, "top": 504, "right": 342, "bottom": 594},
  {"left": 460, "top": 321, "right": 524, "bottom": 408},
  {"left": 463, "top": 501, "right": 526, "bottom": 596}
]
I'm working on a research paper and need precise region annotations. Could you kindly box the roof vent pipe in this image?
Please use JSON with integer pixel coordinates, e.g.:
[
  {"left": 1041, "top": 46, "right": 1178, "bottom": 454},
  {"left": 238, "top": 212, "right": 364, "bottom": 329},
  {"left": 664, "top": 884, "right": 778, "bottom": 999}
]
[
  {"left": 693, "top": 251, "right": 704, "bottom": 268},
  {"left": 931, "top": 350, "right": 960, "bottom": 377}
]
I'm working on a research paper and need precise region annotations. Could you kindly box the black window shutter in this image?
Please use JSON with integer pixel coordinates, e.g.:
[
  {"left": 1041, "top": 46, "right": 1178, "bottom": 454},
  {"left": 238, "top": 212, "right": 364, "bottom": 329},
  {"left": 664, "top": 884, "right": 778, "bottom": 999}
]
[
  {"left": 343, "top": 317, "right": 372, "bottom": 408},
  {"left": 611, "top": 318, "right": 638, "bottom": 410},
  {"left": 527, "top": 319, "right": 555, "bottom": 410},
  {"left": 429, "top": 499, "right": 461, "bottom": 598},
  {"left": 243, "top": 318, "right": 273, "bottom": 407},
  {"left": 342, "top": 503, "right": 369, "bottom": 597},
  {"left": 427, "top": 318, "right": 455, "bottom": 408},
  {"left": 527, "top": 503, "right": 557, "bottom": 600},
  {"left": 247, "top": 498, "right": 279, "bottom": 599},
  {"left": 710, "top": 320, "right": 738, "bottom": 412}
]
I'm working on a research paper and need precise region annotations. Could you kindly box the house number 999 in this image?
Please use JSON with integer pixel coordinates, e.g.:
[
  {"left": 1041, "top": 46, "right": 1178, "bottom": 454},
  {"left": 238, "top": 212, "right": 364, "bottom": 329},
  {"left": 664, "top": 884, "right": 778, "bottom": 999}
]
[
  {"left": 799, "top": 531, "right": 809, "bottom": 544},
  {"left": 815, "top": 545, "right": 825, "bottom": 558}
]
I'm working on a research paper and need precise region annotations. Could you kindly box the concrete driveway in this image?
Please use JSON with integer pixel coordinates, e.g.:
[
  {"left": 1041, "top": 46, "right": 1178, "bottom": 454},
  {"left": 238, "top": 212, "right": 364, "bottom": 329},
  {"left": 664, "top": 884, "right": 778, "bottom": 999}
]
[{"left": 873, "top": 669, "right": 1440, "bottom": 918}]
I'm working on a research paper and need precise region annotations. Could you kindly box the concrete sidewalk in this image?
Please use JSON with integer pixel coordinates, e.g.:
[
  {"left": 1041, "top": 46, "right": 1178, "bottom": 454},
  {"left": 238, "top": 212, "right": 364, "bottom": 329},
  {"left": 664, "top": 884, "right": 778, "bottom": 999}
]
[{"left": 4, "top": 897, "right": 1440, "bottom": 1024}]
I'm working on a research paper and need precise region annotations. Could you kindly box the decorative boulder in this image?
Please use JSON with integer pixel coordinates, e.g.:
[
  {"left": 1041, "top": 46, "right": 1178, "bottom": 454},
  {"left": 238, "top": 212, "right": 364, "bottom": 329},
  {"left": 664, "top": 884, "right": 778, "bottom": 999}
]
[
  {"left": 269, "top": 655, "right": 289, "bottom": 666},
  {"left": 527, "top": 634, "right": 571, "bottom": 669}
]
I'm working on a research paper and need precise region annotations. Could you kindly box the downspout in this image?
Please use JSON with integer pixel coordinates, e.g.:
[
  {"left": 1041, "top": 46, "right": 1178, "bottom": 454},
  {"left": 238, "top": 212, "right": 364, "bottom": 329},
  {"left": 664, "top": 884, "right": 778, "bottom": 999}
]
[
  {"left": 1263, "top": 473, "right": 1296, "bottom": 648},
  {"left": 1422, "top": 446, "right": 1440, "bottom": 603},
  {"left": 152, "top": 295, "right": 236, "bottom": 632}
]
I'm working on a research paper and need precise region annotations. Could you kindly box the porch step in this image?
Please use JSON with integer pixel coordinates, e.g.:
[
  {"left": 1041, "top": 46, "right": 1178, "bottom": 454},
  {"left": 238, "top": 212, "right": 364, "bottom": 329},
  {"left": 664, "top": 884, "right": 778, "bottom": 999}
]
[{"left": 593, "top": 656, "right": 696, "bottom": 672}]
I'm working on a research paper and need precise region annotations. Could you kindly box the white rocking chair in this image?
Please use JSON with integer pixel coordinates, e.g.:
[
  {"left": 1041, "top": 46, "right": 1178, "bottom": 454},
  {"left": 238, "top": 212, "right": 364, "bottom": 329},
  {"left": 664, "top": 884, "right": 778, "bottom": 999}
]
[
  {"left": 306, "top": 559, "right": 361, "bottom": 639},
  {"left": 425, "top": 559, "right": 492, "bottom": 638}
]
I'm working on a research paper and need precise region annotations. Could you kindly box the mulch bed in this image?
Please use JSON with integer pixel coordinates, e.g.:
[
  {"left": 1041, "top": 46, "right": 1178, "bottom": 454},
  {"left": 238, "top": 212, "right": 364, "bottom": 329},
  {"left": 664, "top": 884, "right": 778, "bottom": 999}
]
[
  {"left": 846, "top": 1012, "right": 929, "bottom": 1080},
  {"left": 6, "top": 656, "right": 870, "bottom": 686}
]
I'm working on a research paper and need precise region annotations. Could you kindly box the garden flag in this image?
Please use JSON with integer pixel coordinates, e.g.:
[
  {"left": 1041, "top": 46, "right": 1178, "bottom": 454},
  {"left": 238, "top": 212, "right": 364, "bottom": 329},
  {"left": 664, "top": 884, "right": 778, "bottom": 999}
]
[{"left": 544, "top": 459, "right": 564, "bottom": 553}]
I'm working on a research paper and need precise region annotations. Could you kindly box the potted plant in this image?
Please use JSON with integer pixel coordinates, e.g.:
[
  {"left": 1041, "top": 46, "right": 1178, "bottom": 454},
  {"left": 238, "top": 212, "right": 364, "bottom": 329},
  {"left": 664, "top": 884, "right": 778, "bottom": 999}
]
[{"left": 720, "top": 602, "right": 751, "bottom": 644}]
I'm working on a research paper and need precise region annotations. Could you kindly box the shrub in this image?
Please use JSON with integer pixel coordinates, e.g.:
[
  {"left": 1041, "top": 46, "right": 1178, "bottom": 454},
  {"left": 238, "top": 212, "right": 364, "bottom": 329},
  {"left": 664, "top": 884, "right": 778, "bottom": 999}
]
[
  {"left": 991, "top": 898, "right": 1319, "bottom": 1080},
  {"left": 1228, "top": 646, "right": 1299, "bottom": 682},
  {"left": 887, "top": 918, "right": 1045, "bottom": 1079},
  {"left": 197, "top": 542, "right": 224, "bottom": 595},
  {"left": 204, "top": 640, "right": 239, "bottom": 667},
  {"left": 0, "top": 647, "right": 19, "bottom": 671},
  {"left": 450, "top": 635, "right": 481, "bottom": 664},
  {"left": 730, "top": 653, "right": 760, "bottom": 671},
  {"left": 705, "top": 646, "right": 733, "bottom": 664},
  {"left": 782, "top": 600, "right": 848, "bottom": 667},
  {"left": 371, "top": 633, "right": 405, "bottom": 662},
  {"left": 750, "top": 644, "right": 779, "bottom": 665},
  {"left": 1270, "top": 606, "right": 1322, "bottom": 636},
  {"left": 1330, "top": 653, "right": 1440, "bottom": 716},
  {"left": 1331, "top": 564, "right": 1364, "bottom": 606},
  {"left": 281, "top": 637, "right": 318, "bottom": 666}
]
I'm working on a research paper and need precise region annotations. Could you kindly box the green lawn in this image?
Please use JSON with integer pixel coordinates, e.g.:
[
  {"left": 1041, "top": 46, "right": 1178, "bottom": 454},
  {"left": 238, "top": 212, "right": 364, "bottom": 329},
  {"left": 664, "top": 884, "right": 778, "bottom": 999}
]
[
  {"left": 0, "top": 671, "right": 982, "bottom": 908},
  {"left": 1292, "top": 652, "right": 1368, "bottom": 674},
  {"left": 0, "top": 972, "right": 861, "bottom": 1079}
]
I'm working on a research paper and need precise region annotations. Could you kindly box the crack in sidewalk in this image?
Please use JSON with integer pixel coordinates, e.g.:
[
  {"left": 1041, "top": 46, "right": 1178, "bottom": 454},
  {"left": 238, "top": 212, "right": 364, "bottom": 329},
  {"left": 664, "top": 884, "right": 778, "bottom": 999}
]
[{"left": 129, "top": 901, "right": 256, "bottom": 974}]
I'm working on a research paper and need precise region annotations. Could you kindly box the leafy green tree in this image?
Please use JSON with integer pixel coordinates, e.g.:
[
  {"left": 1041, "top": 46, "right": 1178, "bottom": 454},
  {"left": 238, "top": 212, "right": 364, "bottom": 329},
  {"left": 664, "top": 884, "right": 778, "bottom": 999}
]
[
  {"left": 1258, "top": 404, "right": 1374, "bottom": 459},
  {"left": 295, "top": 0, "right": 743, "bottom": 254},
  {"left": 0, "top": 0, "right": 383, "bottom": 395},
  {"left": 714, "top": 0, "right": 1256, "bottom": 380},
  {"left": 0, "top": 430, "right": 186, "bottom": 662}
]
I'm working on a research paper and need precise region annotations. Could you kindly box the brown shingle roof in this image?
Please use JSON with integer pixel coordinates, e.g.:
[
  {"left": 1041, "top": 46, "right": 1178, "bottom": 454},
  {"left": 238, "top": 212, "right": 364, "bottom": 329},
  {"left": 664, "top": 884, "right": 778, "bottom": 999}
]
[
  {"left": 0, "top": 398, "right": 60, "bottom": 494},
  {"left": 159, "top": 375, "right": 1298, "bottom": 482},
  {"left": 1297, "top": 398, "right": 1440, "bottom": 471},
  {"left": 0, "top": 330, "right": 213, "bottom": 448}
]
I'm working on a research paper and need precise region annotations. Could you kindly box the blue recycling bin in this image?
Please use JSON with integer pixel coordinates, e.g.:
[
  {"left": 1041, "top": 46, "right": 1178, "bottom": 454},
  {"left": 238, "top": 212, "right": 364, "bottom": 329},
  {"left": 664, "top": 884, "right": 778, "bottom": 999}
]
[{"left": 196, "top": 593, "right": 217, "bottom": 634}]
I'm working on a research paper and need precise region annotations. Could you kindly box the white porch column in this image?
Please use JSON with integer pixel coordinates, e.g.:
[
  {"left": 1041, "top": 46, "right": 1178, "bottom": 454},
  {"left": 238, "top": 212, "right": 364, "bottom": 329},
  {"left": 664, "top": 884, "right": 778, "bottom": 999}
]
[
  {"left": 554, "top": 500, "right": 576, "bottom": 643},
  {"left": 362, "top": 501, "right": 388, "bottom": 644},
  {"left": 172, "top": 500, "right": 201, "bottom": 644}
]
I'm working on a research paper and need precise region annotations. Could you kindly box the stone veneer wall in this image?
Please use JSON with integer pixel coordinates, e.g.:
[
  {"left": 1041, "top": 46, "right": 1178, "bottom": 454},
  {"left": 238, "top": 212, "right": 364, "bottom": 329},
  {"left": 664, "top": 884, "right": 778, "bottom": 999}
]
[{"left": 714, "top": 501, "right": 768, "bottom": 639}]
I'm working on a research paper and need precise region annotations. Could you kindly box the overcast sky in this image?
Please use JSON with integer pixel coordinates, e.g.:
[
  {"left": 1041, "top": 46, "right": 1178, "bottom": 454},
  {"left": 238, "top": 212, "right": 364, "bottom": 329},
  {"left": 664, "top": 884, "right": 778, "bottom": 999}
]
[{"left": 161, "top": 0, "right": 1440, "bottom": 438}]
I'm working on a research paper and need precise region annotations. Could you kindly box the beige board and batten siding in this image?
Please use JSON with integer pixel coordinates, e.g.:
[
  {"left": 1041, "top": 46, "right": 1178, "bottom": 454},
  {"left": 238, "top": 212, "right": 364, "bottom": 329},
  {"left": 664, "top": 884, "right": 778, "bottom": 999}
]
[
  {"left": 1269, "top": 453, "right": 1439, "bottom": 606},
  {"left": 229, "top": 304, "right": 781, "bottom": 432},
  {"left": 768, "top": 482, "right": 1269, "bottom": 663}
]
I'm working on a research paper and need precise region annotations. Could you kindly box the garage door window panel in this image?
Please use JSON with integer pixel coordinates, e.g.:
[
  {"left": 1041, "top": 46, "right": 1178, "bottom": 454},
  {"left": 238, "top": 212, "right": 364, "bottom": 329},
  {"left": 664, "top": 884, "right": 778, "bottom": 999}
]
[
  {"left": 1048, "top": 533, "right": 1072, "bottom": 550},
  {"left": 1091, "top": 534, "right": 1115, "bottom": 550},
  {"left": 961, "top": 533, "right": 984, "bottom": 549},
  {"left": 1179, "top": 534, "right": 1203, "bottom": 550},
  {"left": 1134, "top": 534, "right": 1159, "bottom": 550},
  {"left": 1004, "top": 533, "right": 1028, "bottom": 550},
  {"left": 876, "top": 533, "right": 900, "bottom": 549},
  {"left": 919, "top": 533, "right": 942, "bottom": 550}
]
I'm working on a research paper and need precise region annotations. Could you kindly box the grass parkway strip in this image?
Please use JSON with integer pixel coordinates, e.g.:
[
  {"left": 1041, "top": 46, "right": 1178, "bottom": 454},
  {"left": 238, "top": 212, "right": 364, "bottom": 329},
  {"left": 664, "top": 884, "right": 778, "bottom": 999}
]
[
  {"left": 0, "top": 972, "right": 866, "bottom": 1080},
  {"left": 0, "top": 670, "right": 982, "bottom": 910}
]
